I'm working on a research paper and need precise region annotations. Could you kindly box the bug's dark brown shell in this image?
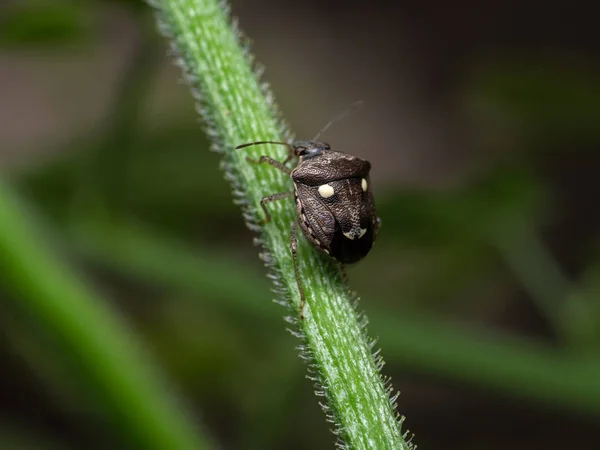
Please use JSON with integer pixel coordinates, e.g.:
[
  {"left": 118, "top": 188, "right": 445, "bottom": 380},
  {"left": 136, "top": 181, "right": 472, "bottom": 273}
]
[
  {"left": 293, "top": 151, "right": 377, "bottom": 264},
  {"left": 292, "top": 151, "right": 371, "bottom": 185}
]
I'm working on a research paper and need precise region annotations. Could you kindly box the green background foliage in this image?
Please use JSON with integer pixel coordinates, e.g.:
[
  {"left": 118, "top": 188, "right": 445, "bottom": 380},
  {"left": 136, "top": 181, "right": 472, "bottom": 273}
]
[{"left": 1, "top": 0, "right": 599, "bottom": 449}]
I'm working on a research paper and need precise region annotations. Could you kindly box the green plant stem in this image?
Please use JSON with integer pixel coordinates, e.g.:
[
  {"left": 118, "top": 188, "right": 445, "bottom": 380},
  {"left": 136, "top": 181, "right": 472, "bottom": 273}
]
[
  {"left": 152, "top": 0, "right": 406, "bottom": 447},
  {"left": 0, "top": 182, "right": 212, "bottom": 450}
]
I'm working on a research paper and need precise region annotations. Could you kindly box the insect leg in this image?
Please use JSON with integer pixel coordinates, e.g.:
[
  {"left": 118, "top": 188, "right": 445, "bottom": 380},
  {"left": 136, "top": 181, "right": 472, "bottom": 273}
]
[
  {"left": 340, "top": 264, "right": 349, "bottom": 286},
  {"left": 290, "top": 220, "right": 307, "bottom": 319},
  {"left": 246, "top": 155, "right": 292, "bottom": 175},
  {"left": 374, "top": 216, "right": 382, "bottom": 238},
  {"left": 259, "top": 191, "right": 292, "bottom": 224},
  {"left": 282, "top": 146, "right": 297, "bottom": 165}
]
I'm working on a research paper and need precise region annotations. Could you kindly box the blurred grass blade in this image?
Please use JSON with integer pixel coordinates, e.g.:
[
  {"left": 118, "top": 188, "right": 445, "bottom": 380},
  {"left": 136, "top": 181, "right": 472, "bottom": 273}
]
[
  {"left": 493, "top": 223, "right": 570, "bottom": 334},
  {"left": 70, "top": 218, "right": 600, "bottom": 416},
  {"left": 0, "top": 181, "right": 213, "bottom": 450}
]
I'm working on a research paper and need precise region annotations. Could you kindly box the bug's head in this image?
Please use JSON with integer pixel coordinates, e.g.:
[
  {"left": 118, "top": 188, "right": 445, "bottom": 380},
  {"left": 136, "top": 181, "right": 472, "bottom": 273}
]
[{"left": 291, "top": 140, "right": 330, "bottom": 159}]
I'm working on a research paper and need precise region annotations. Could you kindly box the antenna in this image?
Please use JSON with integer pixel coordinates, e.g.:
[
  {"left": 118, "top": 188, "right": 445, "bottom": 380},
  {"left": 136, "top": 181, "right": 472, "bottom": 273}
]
[
  {"left": 313, "top": 100, "right": 364, "bottom": 141},
  {"left": 235, "top": 141, "right": 292, "bottom": 150}
]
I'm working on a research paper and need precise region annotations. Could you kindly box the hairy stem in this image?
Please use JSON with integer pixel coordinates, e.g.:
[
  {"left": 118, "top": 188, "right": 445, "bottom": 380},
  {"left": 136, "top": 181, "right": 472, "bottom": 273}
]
[{"left": 151, "top": 0, "right": 408, "bottom": 447}]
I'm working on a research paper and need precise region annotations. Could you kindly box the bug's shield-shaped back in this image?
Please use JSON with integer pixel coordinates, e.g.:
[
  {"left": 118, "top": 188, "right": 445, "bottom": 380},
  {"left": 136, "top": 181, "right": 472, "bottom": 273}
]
[{"left": 293, "top": 152, "right": 377, "bottom": 264}]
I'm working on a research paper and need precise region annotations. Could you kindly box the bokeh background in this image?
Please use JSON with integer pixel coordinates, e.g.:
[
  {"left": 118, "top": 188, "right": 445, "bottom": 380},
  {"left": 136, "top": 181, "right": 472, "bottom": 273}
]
[{"left": 1, "top": 0, "right": 600, "bottom": 449}]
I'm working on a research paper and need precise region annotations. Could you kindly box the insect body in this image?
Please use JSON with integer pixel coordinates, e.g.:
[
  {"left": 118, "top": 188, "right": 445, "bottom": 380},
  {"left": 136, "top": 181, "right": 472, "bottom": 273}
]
[{"left": 235, "top": 139, "right": 380, "bottom": 318}]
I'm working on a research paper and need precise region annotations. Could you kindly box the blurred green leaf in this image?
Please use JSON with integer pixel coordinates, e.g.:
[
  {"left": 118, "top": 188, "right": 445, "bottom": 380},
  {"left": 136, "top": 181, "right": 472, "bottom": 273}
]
[
  {"left": 13, "top": 124, "right": 230, "bottom": 235},
  {"left": 0, "top": 181, "right": 214, "bottom": 450},
  {"left": 379, "top": 167, "right": 544, "bottom": 246},
  {"left": 0, "top": 0, "right": 90, "bottom": 46},
  {"left": 61, "top": 215, "right": 600, "bottom": 415},
  {"left": 465, "top": 58, "right": 600, "bottom": 151},
  {"left": 378, "top": 169, "right": 572, "bottom": 331},
  {"left": 561, "top": 259, "right": 600, "bottom": 347}
]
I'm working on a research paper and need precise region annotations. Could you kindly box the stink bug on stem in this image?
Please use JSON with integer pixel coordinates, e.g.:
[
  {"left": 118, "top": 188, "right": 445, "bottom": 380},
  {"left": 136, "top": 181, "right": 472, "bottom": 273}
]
[
  {"left": 236, "top": 107, "right": 380, "bottom": 319},
  {"left": 236, "top": 139, "right": 380, "bottom": 319}
]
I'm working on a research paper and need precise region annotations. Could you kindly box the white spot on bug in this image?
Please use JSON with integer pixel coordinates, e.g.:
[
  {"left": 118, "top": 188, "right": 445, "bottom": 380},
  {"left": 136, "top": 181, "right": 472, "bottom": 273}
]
[
  {"left": 318, "top": 184, "right": 335, "bottom": 198},
  {"left": 361, "top": 178, "right": 368, "bottom": 192},
  {"left": 344, "top": 228, "right": 368, "bottom": 240}
]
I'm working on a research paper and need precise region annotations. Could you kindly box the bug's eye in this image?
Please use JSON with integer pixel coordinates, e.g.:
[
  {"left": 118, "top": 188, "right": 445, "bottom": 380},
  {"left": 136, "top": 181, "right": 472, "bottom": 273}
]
[{"left": 324, "top": 143, "right": 331, "bottom": 150}]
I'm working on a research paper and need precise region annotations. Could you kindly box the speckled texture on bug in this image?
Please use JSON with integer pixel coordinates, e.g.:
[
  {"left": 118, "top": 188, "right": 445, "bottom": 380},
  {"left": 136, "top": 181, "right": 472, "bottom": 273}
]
[{"left": 292, "top": 150, "right": 378, "bottom": 264}]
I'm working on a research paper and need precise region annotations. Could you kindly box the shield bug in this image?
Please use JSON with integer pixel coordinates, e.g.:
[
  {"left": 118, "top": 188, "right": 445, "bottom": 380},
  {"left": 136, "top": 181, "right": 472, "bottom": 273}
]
[{"left": 236, "top": 137, "right": 380, "bottom": 319}]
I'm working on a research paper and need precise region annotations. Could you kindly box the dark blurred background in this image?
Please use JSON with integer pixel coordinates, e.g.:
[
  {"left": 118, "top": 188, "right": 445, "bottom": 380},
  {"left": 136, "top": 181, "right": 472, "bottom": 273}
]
[{"left": 1, "top": 0, "right": 599, "bottom": 449}]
